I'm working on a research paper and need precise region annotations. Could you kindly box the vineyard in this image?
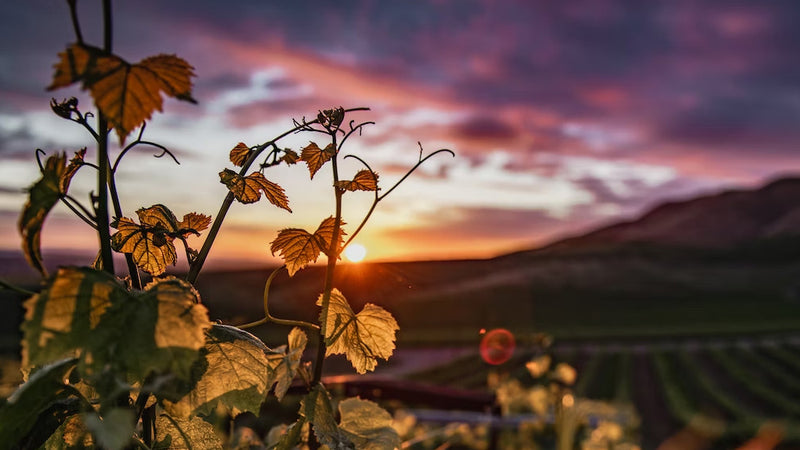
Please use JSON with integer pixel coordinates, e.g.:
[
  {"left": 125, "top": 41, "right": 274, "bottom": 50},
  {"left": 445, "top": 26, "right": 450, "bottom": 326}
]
[{"left": 403, "top": 333, "right": 800, "bottom": 448}]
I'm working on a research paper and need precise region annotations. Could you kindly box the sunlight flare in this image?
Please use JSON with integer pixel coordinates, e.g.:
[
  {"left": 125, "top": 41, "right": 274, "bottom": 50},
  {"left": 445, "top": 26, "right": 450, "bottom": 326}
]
[{"left": 344, "top": 243, "right": 367, "bottom": 262}]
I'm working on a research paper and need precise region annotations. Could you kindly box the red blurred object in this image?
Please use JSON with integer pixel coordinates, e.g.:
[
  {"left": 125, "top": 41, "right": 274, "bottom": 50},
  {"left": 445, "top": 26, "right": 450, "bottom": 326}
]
[{"left": 480, "top": 328, "right": 515, "bottom": 365}]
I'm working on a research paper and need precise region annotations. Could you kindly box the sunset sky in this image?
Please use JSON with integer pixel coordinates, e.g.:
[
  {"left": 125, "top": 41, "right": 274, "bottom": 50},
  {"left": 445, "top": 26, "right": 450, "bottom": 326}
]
[{"left": 2, "top": 1, "right": 800, "bottom": 266}]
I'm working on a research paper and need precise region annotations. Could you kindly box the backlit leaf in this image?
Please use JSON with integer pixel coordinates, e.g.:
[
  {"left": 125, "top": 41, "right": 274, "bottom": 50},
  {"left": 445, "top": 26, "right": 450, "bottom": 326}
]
[
  {"left": 300, "top": 142, "right": 335, "bottom": 179},
  {"left": 281, "top": 148, "right": 300, "bottom": 165},
  {"left": 111, "top": 217, "right": 177, "bottom": 276},
  {"left": 336, "top": 170, "right": 379, "bottom": 192},
  {"left": 21, "top": 267, "right": 209, "bottom": 384},
  {"left": 300, "top": 384, "right": 349, "bottom": 449},
  {"left": 338, "top": 397, "right": 401, "bottom": 450},
  {"left": 318, "top": 289, "right": 398, "bottom": 374},
  {"left": 164, "top": 325, "right": 276, "bottom": 418},
  {"left": 298, "top": 387, "right": 398, "bottom": 450},
  {"left": 270, "top": 216, "right": 345, "bottom": 276},
  {"left": 177, "top": 212, "right": 211, "bottom": 236},
  {"left": 21, "top": 268, "right": 114, "bottom": 370},
  {"left": 314, "top": 216, "right": 346, "bottom": 253},
  {"left": 111, "top": 204, "right": 208, "bottom": 275},
  {"left": 18, "top": 150, "right": 85, "bottom": 275},
  {"left": 268, "top": 327, "right": 307, "bottom": 401},
  {"left": 229, "top": 142, "right": 250, "bottom": 167},
  {"left": 219, "top": 169, "right": 292, "bottom": 211},
  {"left": 137, "top": 204, "right": 180, "bottom": 229},
  {"left": 48, "top": 44, "right": 196, "bottom": 144},
  {"left": 154, "top": 414, "right": 223, "bottom": 450}
]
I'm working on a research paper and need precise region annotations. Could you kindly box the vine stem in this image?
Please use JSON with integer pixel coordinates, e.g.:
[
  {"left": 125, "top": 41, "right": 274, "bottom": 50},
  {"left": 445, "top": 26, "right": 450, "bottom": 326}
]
[
  {"left": 106, "top": 161, "right": 141, "bottom": 289},
  {"left": 0, "top": 279, "right": 35, "bottom": 296},
  {"left": 312, "top": 132, "right": 342, "bottom": 386},
  {"left": 185, "top": 107, "right": 369, "bottom": 284},
  {"left": 94, "top": 0, "right": 114, "bottom": 274}
]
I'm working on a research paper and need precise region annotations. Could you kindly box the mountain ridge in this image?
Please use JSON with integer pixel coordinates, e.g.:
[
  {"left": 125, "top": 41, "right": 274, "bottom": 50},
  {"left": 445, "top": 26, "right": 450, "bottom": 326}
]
[{"left": 508, "top": 175, "right": 800, "bottom": 257}]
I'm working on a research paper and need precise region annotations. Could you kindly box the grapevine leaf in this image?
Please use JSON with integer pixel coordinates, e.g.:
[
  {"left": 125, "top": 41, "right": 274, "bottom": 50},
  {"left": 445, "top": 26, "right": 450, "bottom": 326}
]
[
  {"left": 270, "top": 421, "right": 308, "bottom": 450},
  {"left": 111, "top": 205, "right": 207, "bottom": 275},
  {"left": 300, "top": 142, "right": 335, "bottom": 179},
  {"left": 83, "top": 408, "right": 135, "bottom": 450},
  {"left": 61, "top": 148, "right": 87, "bottom": 193},
  {"left": 338, "top": 397, "right": 401, "bottom": 450},
  {"left": 314, "top": 216, "right": 346, "bottom": 254},
  {"left": 219, "top": 169, "right": 292, "bottom": 211},
  {"left": 111, "top": 217, "right": 177, "bottom": 276},
  {"left": 48, "top": 43, "right": 196, "bottom": 144},
  {"left": 21, "top": 268, "right": 115, "bottom": 371},
  {"left": 21, "top": 267, "right": 210, "bottom": 385},
  {"left": 164, "top": 324, "right": 277, "bottom": 418},
  {"left": 335, "top": 170, "right": 379, "bottom": 192},
  {"left": 318, "top": 289, "right": 398, "bottom": 374},
  {"left": 154, "top": 414, "right": 223, "bottom": 450},
  {"left": 137, "top": 204, "right": 180, "bottom": 230},
  {"left": 18, "top": 150, "right": 85, "bottom": 275},
  {"left": 270, "top": 216, "right": 345, "bottom": 276},
  {"left": 300, "top": 384, "right": 349, "bottom": 449},
  {"left": 177, "top": 212, "right": 212, "bottom": 237},
  {"left": 229, "top": 142, "right": 250, "bottom": 167},
  {"left": 268, "top": 327, "right": 307, "bottom": 401},
  {"left": 0, "top": 358, "right": 79, "bottom": 447},
  {"left": 281, "top": 148, "right": 300, "bottom": 165}
]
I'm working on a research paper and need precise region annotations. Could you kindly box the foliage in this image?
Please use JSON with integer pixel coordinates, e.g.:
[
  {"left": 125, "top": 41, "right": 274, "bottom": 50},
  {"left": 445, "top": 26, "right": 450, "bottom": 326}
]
[{"left": 1, "top": 1, "right": 454, "bottom": 448}]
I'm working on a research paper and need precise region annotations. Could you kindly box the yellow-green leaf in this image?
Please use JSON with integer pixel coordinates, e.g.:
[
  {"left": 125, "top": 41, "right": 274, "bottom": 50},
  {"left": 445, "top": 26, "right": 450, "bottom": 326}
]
[
  {"left": 18, "top": 150, "right": 85, "bottom": 275},
  {"left": 21, "top": 268, "right": 210, "bottom": 384},
  {"left": 164, "top": 325, "right": 277, "bottom": 418},
  {"left": 154, "top": 414, "right": 223, "bottom": 450},
  {"left": 336, "top": 170, "right": 379, "bottom": 192},
  {"left": 300, "top": 384, "right": 348, "bottom": 449},
  {"left": 21, "top": 268, "right": 114, "bottom": 370},
  {"left": 338, "top": 397, "right": 400, "bottom": 450},
  {"left": 219, "top": 169, "right": 292, "bottom": 211},
  {"left": 270, "top": 216, "right": 345, "bottom": 276},
  {"left": 229, "top": 142, "right": 250, "bottom": 167},
  {"left": 300, "top": 142, "right": 335, "bottom": 179},
  {"left": 268, "top": 327, "right": 307, "bottom": 401},
  {"left": 48, "top": 44, "right": 196, "bottom": 144},
  {"left": 318, "top": 289, "right": 398, "bottom": 374}
]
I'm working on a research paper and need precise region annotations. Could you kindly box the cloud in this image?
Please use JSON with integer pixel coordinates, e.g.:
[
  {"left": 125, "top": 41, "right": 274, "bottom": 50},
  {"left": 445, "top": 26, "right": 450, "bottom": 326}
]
[{"left": 2, "top": 1, "right": 800, "bottom": 261}]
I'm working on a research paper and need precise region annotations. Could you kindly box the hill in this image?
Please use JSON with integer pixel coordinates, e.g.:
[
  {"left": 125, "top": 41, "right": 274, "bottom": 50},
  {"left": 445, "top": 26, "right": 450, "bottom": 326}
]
[
  {"left": 3, "top": 176, "right": 800, "bottom": 348},
  {"left": 534, "top": 176, "right": 800, "bottom": 252}
]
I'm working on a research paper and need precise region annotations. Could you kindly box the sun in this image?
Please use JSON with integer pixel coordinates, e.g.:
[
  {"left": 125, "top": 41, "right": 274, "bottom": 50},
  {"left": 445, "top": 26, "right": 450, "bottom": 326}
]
[{"left": 344, "top": 243, "right": 367, "bottom": 263}]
